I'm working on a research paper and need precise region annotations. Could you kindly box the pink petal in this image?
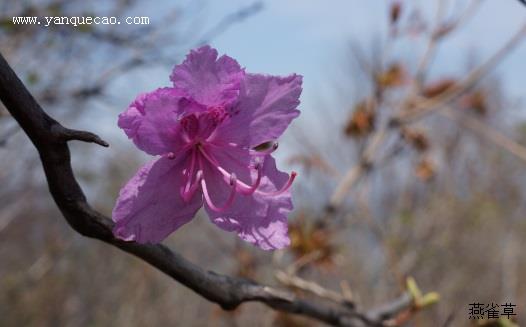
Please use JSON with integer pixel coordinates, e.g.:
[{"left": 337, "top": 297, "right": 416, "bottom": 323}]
[
  {"left": 118, "top": 87, "right": 199, "bottom": 156},
  {"left": 216, "top": 73, "right": 302, "bottom": 148},
  {"left": 170, "top": 45, "right": 244, "bottom": 106},
  {"left": 202, "top": 152, "right": 292, "bottom": 250},
  {"left": 112, "top": 156, "right": 203, "bottom": 243}
]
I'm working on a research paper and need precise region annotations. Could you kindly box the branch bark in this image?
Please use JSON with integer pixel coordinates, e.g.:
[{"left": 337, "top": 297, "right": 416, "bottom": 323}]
[{"left": 0, "top": 52, "right": 412, "bottom": 326}]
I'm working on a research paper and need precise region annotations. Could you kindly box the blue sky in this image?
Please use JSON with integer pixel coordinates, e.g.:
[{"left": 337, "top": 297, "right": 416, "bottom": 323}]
[{"left": 197, "top": 0, "right": 525, "bottom": 107}]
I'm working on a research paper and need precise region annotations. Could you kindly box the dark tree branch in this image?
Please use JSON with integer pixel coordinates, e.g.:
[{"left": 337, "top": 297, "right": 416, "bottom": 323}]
[
  {"left": 54, "top": 126, "right": 109, "bottom": 147},
  {"left": 0, "top": 52, "right": 413, "bottom": 326}
]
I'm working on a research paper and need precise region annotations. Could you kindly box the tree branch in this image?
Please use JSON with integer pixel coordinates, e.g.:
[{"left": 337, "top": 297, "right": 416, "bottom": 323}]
[
  {"left": 328, "top": 22, "right": 526, "bottom": 210},
  {"left": 0, "top": 52, "right": 413, "bottom": 326}
]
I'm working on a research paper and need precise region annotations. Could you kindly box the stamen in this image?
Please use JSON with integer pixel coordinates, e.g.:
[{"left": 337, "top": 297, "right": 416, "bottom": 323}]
[
  {"left": 197, "top": 144, "right": 296, "bottom": 198},
  {"left": 164, "top": 144, "right": 193, "bottom": 160},
  {"left": 184, "top": 149, "right": 197, "bottom": 187},
  {"left": 198, "top": 145, "right": 263, "bottom": 195},
  {"left": 234, "top": 163, "right": 262, "bottom": 195},
  {"left": 201, "top": 173, "right": 237, "bottom": 212},
  {"left": 198, "top": 145, "right": 220, "bottom": 166},
  {"left": 257, "top": 171, "right": 297, "bottom": 196},
  {"left": 181, "top": 170, "right": 203, "bottom": 202},
  {"left": 180, "top": 150, "right": 198, "bottom": 202}
]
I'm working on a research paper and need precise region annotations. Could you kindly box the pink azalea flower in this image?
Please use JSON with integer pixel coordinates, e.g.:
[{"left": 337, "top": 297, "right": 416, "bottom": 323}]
[{"left": 113, "top": 46, "right": 302, "bottom": 250}]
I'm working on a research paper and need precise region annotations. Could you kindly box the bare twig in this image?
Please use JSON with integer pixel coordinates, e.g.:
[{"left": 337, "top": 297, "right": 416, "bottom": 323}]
[
  {"left": 276, "top": 270, "right": 356, "bottom": 307},
  {"left": 54, "top": 125, "right": 110, "bottom": 147},
  {"left": 328, "top": 127, "right": 384, "bottom": 209},
  {"left": 366, "top": 293, "right": 413, "bottom": 323},
  {"left": 440, "top": 107, "right": 526, "bottom": 163},
  {"left": 399, "top": 22, "right": 526, "bottom": 123},
  {"left": 412, "top": 0, "right": 447, "bottom": 86},
  {"left": 413, "top": 0, "right": 482, "bottom": 87},
  {"left": 197, "top": 1, "right": 264, "bottom": 45},
  {"left": 328, "top": 22, "right": 526, "bottom": 210}
]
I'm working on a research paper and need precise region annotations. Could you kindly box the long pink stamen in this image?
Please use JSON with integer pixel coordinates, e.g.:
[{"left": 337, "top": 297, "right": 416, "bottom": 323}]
[
  {"left": 257, "top": 171, "right": 297, "bottom": 196},
  {"left": 198, "top": 145, "right": 220, "bottom": 166},
  {"left": 197, "top": 144, "right": 296, "bottom": 199},
  {"left": 201, "top": 173, "right": 237, "bottom": 212},
  {"left": 182, "top": 149, "right": 197, "bottom": 191},
  {"left": 199, "top": 145, "right": 262, "bottom": 195},
  {"left": 232, "top": 163, "right": 262, "bottom": 195},
  {"left": 180, "top": 150, "right": 199, "bottom": 202},
  {"left": 181, "top": 170, "right": 203, "bottom": 202}
]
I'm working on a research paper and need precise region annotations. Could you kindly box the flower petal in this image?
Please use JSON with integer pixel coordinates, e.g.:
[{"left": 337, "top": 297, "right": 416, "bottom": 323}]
[
  {"left": 216, "top": 73, "right": 302, "bottom": 147},
  {"left": 202, "top": 152, "right": 292, "bottom": 250},
  {"left": 118, "top": 87, "right": 201, "bottom": 156},
  {"left": 112, "top": 156, "right": 203, "bottom": 243},
  {"left": 170, "top": 45, "right": 244, "bottom": 106}
]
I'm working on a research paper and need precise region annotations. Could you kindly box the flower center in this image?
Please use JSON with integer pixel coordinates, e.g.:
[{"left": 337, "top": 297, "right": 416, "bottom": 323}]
[
  {"left": 180, "top": 106, "right": 228, "bottom": 144},
  {"left": 178, "top": 143, "right": 296, "bottom": 212},
  {"left": 176, "top": 105, "right": 295, "bottom": 212}
]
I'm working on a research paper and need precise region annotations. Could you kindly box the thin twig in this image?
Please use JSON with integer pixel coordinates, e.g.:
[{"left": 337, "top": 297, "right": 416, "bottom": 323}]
[
  {"left": 197, "top": 1, "right": 264, "bottom": 45},
  {"left": 276, "top": 270, "right": 356, "bottom": 307},
  {"left": 399, "top": 22, "right": 526, "bottom": 123},
  {"left": 440, "top": 107, "right": 526, "bottom": 163},
  {"left": 328, "top": 22, "right": 526, "bottom": 210}
]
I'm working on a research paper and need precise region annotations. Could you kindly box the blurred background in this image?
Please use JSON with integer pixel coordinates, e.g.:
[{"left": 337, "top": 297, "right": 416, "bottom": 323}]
[{"left": 1, "top": 0, "right": 526, "bottom": 326}]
